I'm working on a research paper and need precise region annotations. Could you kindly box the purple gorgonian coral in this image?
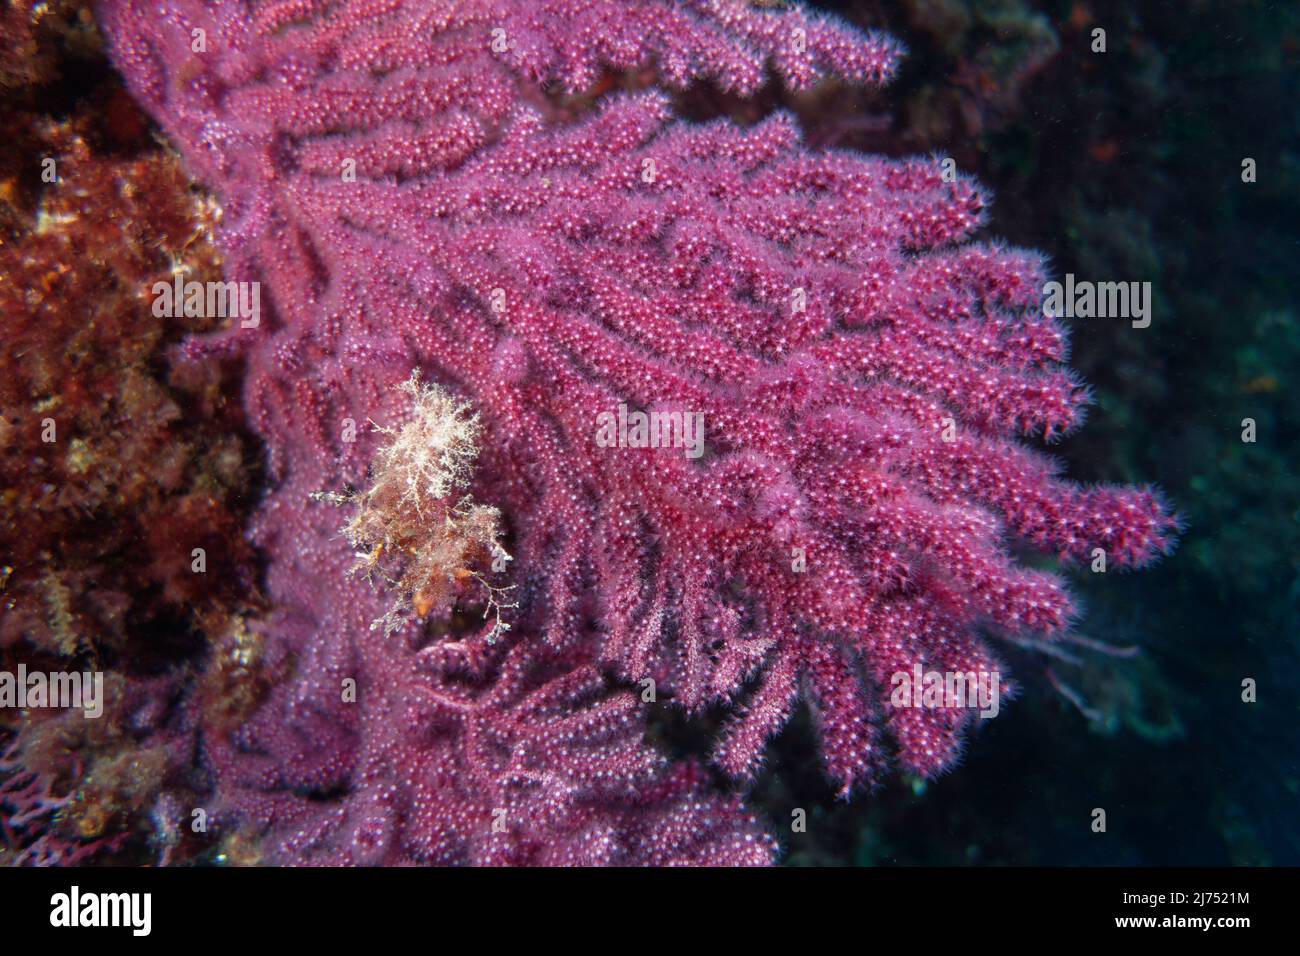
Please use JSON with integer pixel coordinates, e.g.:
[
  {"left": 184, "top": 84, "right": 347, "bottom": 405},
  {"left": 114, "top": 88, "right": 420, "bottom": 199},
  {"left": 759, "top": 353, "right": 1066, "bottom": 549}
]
[{"left": 93, "top": 0, "right": 1178, "bottom": 864}]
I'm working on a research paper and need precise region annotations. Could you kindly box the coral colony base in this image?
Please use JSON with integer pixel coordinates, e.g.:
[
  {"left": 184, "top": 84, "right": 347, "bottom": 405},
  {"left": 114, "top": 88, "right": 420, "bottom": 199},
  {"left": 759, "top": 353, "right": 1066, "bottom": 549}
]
[{"left": 59, "top": 0, "right": 1178, "bottom": 864}]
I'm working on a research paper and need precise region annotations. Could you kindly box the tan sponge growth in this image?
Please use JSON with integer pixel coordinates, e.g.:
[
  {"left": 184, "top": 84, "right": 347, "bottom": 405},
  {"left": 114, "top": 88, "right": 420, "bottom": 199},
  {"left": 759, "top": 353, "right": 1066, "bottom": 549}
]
[{"left": 315, "top": 373, "right": 513, "bottom": 639}]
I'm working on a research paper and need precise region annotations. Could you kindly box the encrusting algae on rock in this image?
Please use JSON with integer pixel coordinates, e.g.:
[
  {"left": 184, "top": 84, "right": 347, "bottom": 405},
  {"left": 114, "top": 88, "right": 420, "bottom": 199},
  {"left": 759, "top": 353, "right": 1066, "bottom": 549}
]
[{"left": 0, "top": 0, "right": 262, "bottom": 865}]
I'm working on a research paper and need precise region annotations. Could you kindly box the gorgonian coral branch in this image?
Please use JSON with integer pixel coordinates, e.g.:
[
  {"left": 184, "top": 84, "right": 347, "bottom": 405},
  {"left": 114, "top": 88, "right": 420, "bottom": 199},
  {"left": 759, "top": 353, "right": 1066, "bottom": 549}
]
[{"left": 98, "top": 0, "right": 1177, "bottom": 862}]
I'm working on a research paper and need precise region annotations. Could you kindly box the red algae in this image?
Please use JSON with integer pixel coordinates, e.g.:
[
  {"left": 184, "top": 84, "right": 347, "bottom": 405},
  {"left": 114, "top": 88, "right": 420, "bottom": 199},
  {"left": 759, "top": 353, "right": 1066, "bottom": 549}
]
[{"left": 0, "top": 1, "right": 260, "bottom": 865}]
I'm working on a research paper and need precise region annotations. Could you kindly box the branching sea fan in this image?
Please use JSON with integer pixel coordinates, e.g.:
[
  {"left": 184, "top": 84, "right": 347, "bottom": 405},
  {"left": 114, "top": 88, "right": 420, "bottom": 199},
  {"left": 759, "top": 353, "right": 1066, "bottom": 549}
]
[{"left": 94, "top": 0, "right": 1178, "bottom": 863}]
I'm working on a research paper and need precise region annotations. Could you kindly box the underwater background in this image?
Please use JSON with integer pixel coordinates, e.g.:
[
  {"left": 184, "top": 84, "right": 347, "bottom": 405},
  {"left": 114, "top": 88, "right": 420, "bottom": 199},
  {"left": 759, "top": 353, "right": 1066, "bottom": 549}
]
[{"left": 1, "top": 0, "right": 1296, "bottom": 865}]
